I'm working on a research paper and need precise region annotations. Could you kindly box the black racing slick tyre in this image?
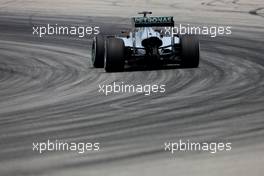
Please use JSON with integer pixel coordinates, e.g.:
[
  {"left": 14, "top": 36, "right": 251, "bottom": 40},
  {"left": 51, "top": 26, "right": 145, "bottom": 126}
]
[
  {"left": 180, "top": 35, "right": 200, "bottom": 68},
  {"left": 104, "top": 38, "right": 125, "bottom": 72},
  {"left": 92, "top": 35, "right": 105, "bottom": 68}
]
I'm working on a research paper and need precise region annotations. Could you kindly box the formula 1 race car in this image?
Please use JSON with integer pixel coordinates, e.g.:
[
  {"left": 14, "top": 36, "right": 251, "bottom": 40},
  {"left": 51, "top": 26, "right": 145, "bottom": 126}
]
[{"left": 92, "top": 11, "right": 200, "bottom": 72}]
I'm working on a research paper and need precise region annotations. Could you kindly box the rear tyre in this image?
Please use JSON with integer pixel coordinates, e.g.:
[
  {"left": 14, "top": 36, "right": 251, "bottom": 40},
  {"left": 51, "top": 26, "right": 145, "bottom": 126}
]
[
  {"left": 104, "top": 38, "right": 125, "bottom": 72},
  {"left": 180, "top": 35, "right": 200, "bottom": 68},
  {"left": 92, "top": 35, "right": 105, "bottom": 68}
]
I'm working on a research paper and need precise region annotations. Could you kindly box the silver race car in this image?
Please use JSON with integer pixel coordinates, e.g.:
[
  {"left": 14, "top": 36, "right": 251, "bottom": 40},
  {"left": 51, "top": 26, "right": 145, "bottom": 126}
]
[{"left": 92, "top": 11, "right": 200, "bottom": 72}]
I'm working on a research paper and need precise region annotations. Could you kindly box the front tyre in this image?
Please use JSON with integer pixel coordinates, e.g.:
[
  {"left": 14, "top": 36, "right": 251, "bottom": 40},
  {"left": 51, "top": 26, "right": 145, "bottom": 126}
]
[
  {"left": 91, "top": 35, "right": 105, "bottom": 68},
  {"left": 180, "top": 35, "right": 200, "bottom": 68},
  {"left": 104, "top": 38, "right": 125, "bottom": 72}
]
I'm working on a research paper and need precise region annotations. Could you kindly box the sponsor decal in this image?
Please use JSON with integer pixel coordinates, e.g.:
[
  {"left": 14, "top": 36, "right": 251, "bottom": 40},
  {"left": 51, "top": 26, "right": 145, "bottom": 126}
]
[{"left": 134, "top": 16, "right": 173, "bottom": 24}]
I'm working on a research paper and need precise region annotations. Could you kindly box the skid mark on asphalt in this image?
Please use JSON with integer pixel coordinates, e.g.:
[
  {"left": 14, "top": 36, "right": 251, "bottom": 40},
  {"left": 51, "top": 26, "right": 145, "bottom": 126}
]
[{"left": 249, "top": 7, "right": 264, "bottom": 17}]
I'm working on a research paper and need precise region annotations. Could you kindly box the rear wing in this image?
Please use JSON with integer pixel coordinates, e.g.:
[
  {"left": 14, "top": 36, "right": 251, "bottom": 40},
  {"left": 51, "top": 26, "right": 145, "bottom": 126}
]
[{"left": 132, "top": 16, "right": 174, "bottom": 27}]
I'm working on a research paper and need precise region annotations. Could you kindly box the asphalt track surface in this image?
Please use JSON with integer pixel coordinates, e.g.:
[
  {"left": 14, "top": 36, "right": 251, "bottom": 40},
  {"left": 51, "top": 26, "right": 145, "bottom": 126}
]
[{"left": 0, "top": 1, "right": 264, "bottom": 176}]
